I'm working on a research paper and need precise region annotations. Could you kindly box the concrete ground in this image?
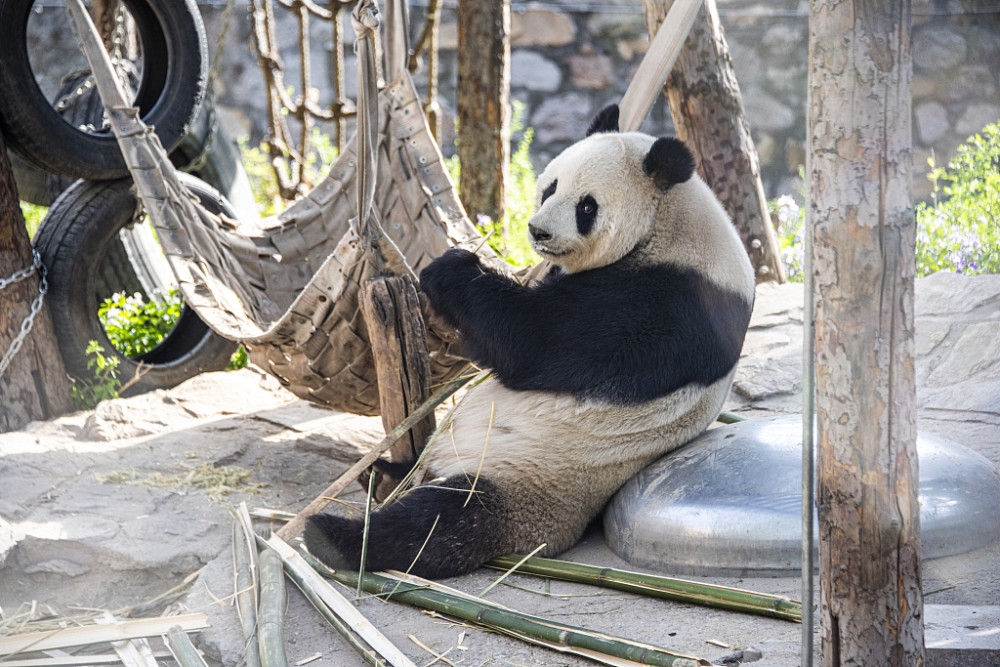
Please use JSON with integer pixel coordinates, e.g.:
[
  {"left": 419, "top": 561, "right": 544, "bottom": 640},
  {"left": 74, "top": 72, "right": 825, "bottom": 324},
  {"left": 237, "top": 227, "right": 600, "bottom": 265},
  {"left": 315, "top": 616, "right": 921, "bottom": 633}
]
[{"left": 2, "top": 274, "right": 998, "bottom": 666}]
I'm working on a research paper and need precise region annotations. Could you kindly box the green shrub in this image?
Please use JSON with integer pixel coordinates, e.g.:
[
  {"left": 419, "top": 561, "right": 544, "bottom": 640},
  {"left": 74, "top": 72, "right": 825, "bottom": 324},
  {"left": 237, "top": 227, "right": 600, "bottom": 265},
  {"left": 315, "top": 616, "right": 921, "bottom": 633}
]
[
  {"left": 239, "top": 127, "right": 339, "bottom": 217},
  {"left": 71, "top": 341, "right": 121, "bottom": 410},
  {"left": 915, "top": 122, "right": 1000, "bottom": 276},
  {"left": 99, "top": 289, "right": 183, "bottom": 358},
  {"left": 19, "top": 201, "right": 47, "bottom": 239},
  {"left": 771, "top": 120, "right": 1000, "bottom": 281}
]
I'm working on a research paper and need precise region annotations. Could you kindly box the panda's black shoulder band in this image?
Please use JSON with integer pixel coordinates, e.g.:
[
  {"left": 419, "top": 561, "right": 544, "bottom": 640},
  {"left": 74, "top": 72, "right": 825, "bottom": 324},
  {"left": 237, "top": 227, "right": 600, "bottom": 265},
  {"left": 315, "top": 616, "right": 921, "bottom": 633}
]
[
  {"left": 643, "top": 137, "right": 696, "bottom": 190},
  {"left": 586, "top": 104, "right": 620, "bottom": 136}
]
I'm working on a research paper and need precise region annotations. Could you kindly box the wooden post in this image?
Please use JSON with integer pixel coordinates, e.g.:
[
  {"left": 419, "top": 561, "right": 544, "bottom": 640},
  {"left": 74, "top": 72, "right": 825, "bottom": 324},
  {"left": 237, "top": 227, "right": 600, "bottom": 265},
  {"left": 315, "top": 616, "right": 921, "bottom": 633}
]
[
  {"left": 808, "top": 1, "right": 924, "bottom": 664},
  {"left": 642, "top": 0, "right": 785, "bottom": 284},
  {"left": 0, "top": 131, "right": 74, "bottom": 431},
  {"left": 360, "top": 276, "right": 435, "bottom": 501},
  {"left": 456, "top": 0, "right": 510, "bottom": 228}
]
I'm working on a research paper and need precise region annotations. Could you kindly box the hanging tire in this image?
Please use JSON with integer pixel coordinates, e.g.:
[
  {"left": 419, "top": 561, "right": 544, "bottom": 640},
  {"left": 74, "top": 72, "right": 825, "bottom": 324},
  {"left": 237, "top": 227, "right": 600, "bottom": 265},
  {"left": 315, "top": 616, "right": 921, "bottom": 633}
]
[
  {"left": 34, "top": 174, "right": 239, "bottom": 395},
  {"left": 0, "top": 0, "right": 207, "bottom": 181}
]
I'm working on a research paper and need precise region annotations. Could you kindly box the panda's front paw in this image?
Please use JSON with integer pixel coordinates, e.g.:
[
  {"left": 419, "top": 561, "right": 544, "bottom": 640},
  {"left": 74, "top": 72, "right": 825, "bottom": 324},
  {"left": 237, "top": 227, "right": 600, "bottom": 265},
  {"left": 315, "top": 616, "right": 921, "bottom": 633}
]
[{"left": 420, "top": 248, "right": 483, "bottom": 304}]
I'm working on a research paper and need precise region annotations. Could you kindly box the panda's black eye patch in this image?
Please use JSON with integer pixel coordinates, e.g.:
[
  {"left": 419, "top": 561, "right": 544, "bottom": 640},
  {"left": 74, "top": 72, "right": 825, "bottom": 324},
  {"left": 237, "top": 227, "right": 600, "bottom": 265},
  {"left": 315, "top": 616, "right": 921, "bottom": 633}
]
[
  {"left": 541, "top": 180, "right": 557, "bottom": 204},
  {"left": 576, "top": 195, "right": 598, "bottom": 236}
]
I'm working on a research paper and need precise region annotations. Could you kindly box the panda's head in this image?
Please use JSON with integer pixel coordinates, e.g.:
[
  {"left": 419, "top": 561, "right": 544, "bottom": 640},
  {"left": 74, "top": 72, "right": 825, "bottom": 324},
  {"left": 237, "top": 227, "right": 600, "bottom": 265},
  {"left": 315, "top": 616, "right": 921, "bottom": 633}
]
[{"left": 528, "top": 104, "right": 719, "bottom": 276}]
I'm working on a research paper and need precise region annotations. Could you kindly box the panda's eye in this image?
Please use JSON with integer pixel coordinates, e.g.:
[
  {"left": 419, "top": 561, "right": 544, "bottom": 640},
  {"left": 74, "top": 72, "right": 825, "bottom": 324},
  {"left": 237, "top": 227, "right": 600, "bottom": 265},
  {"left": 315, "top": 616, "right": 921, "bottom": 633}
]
[
  {"left": 576, "top": 195, "right": 598, "bottom": 235},
  {"left": 541, "top": 180, "right": 557, "bottom": 204}
]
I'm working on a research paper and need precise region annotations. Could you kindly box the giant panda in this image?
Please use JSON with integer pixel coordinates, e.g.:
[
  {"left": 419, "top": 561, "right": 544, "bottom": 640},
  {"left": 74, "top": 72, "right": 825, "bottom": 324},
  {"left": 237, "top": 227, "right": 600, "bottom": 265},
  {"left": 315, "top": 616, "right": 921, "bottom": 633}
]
[{"left": 304, "top": 104, "right": 755, "bottom": 578}]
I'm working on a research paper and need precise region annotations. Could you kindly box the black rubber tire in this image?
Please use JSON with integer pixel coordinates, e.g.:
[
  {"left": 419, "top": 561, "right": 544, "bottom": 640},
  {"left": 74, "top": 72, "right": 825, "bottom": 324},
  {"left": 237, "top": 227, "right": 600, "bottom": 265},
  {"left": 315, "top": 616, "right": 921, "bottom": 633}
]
[
  {"left": 0, "top": 0, "right": 207, "bottom": 181},
  {"left": 34, "top": 174, "right": 239, "bottom": 395}
]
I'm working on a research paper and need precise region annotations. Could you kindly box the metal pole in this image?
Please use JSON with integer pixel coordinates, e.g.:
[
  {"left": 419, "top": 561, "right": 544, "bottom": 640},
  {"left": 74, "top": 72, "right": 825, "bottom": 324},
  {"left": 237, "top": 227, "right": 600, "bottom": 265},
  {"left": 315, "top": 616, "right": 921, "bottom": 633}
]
[{"left": 801, "top": 82, "right": 816, "bottom": 667}]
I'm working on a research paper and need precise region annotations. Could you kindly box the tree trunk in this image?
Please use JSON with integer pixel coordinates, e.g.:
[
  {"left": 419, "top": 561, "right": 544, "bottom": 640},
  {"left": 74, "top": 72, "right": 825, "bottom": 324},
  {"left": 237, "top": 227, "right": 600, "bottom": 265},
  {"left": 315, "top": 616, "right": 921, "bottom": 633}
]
[
  {"left": 642, "top": 0, "right": 785, "bottom": 284},
  {"left": 808, "top": 1, "right": 924, "bottom": 664},
  {"left": 0, "top": 131, "right": 74, "bottom": 431},
  {"left": 456, "top": 0, "right": 509, "bottom": 227}
]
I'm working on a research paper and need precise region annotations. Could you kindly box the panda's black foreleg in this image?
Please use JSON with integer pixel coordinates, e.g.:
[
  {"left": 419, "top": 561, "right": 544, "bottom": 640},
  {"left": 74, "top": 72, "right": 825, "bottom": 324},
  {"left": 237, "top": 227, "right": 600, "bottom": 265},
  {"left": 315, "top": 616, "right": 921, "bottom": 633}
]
[{"left": 303, "top": 475, "right": 509, "bottom": 579}]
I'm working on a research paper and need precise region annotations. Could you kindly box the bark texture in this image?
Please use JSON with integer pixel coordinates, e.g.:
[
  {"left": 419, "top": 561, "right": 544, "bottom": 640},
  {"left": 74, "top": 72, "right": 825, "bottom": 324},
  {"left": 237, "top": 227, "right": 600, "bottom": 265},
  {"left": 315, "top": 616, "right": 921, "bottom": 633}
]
[
  {"left": 643, "top": 0, "right": 785, "bottom": 283},
  {"left": 456, "top": 0, "right": 509, "bottom": 226},
  {"left": 360, "top": 276, "right": 435, "bottom": 500},
  {"left": 0, "top": 132, "right": 74, "bottom": 431},
  {"left": 808, "top": 1, "right": 924, "bottom": 664}
]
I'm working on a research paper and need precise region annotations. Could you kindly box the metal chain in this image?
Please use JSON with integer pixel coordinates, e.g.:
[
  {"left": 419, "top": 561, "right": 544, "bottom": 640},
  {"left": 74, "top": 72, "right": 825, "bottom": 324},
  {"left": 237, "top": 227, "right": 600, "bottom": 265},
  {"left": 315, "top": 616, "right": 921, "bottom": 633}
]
[
  {"left": 55, "top": 2, "right": 135, "bottom": 114},
  {"left": 0, "top": 250, "right": 49, "bottom": 381}
]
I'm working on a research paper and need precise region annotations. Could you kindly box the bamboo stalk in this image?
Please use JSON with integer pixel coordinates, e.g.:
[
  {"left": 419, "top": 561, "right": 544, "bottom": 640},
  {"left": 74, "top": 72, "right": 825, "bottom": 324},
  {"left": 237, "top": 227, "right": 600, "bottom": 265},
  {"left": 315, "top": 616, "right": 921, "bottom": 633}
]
[
  {"left": 277, "top": 557, "right": 389, "bottom": 667},
  {"left": 485, "top": 555, "right": 801, "bottom": 623},
  {"left": 276, "top": 371, "right": 476, "bottom": 540},
  {"left": 262, "top": 535, "right": 416, "bottom": 667},
  {"left": 0, "top": 615, "right": 208, "bottom": 657},
  {"left": 233, "top": 503, "right": 262, "bottom": 667},
  {"left": 164, "top": 626, "right": 209, "bottom": 667},
  {"left": 0, "top": 653, "right": 174, "bottom": 667},
  {"left": 257, "top": 549, "right": 289, "bottom": 667},
  {"left": 324, "top": 569, "right": 710, "bottom": 667}
]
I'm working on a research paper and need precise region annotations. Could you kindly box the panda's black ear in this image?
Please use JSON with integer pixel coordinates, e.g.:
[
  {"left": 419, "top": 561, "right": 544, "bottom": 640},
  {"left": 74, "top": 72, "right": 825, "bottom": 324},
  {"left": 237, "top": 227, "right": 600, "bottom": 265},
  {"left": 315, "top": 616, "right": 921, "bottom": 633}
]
[
  {"left": 643, "top": 137, "right": 696, "bottom": 190},
  {"left": 586, "top": 104, "right": 619, "bottom": 136}
]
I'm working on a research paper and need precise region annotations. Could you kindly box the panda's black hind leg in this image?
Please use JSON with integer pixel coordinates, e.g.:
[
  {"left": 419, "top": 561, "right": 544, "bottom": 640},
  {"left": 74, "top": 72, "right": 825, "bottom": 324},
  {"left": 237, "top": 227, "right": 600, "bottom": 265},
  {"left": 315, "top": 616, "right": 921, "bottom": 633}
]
[{"left": 303, "top": 475, "right": 509, "bottom": 579}]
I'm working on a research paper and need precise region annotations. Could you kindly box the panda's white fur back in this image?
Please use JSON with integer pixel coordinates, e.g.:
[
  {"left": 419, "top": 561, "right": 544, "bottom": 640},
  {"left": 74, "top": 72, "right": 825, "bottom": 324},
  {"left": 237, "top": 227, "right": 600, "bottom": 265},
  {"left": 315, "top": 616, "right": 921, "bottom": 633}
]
[{"left": 304, "top": 105, "right": 756, "bottom": 578}]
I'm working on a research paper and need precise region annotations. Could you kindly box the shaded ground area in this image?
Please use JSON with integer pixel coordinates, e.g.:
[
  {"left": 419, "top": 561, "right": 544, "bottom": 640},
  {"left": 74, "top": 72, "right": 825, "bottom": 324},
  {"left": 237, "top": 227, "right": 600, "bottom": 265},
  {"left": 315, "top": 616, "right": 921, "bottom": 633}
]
[{"left": 2, "top": 273, "right": 998, "bottom": 666}]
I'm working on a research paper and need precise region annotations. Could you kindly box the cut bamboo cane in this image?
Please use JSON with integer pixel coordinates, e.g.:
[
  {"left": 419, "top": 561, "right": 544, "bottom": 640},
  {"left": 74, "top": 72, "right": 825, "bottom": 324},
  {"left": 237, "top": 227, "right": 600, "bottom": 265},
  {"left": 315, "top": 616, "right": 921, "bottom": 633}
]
[
  {"left": 109, "top": 637, "right": 158, "bottom": 667},
  {"left": 262, "top": 535, "right": 416, "bottom": 667},
  {"left": 164, "top": 626, "right": 208, "bottom": 667},
  {"left": 485, "top": 555, "right": 801, "bottom": 623},
  {"left": 233, "top": 503, "right": 262, "bottom": 667},
  {"left": 0, "top": 615, "right": 209, "bottom": 657},
  {"left": 257, "top": 549, "right": 289, "bottom": 667},
  {"left": 325, "top": 569, "right": 710, "bottom": 667},
  {"left": 276, "top": 371, "right": 476, "bottom": 540}
]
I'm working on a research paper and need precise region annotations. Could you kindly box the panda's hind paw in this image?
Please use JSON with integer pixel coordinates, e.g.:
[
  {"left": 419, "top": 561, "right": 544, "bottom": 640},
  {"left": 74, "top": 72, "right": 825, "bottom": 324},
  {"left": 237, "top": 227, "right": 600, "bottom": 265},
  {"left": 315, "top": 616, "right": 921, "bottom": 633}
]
[{"left": 303, "top": 513, "right": 356, "bottom": 571}]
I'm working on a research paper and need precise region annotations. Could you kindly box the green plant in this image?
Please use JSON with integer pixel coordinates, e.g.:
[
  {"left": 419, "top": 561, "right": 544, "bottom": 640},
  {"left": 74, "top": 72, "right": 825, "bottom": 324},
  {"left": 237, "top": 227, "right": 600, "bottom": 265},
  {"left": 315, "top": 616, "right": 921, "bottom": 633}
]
[
  {"left": 19, "top": 201, "right": 47, "bottom": 239},
  {"left": 99, "top": 289, "right": 183, "bottom": 358},
  {"left": 915, "top": 122, "right": 1000, "bottom": 276},
  {"left": 71, "top": 341, "right": 122, "bottom": 410},
  {"left": 769, "top": 194, "right": 805, "bottom": 283}
]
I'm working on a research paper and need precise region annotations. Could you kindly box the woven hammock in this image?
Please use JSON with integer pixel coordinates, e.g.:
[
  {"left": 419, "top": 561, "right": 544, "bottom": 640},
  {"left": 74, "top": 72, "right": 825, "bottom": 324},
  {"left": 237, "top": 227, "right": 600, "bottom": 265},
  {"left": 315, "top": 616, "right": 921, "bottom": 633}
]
[{"left": 66, "top": 0, "right": 700, "bottom": 416}]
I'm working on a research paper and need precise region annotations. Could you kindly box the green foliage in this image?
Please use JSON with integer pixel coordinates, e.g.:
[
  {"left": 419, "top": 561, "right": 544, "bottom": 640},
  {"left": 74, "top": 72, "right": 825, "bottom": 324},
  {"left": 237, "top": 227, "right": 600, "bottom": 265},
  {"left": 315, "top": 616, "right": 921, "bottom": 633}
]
[
  {"left": 19, "top": 202, "right": 47, "bottom": 239},
  {"left": 915, "top": 122, "right": 1000, "bottom": 276},
  {"left": 227, "top": 344, "right": 249, "bottom": 370},
  {"left": 99, "top": 289, "right": 183, "bottom": 358},
  {"left": 769, "top": 194, "right": 805, "bottom": 283},
  {"left": 771, "top": 121, "right": 1000, "bottom": 281},
  {"left": 239, "top": 127, "right": 340, "bottom": 216},
  {"left": 71, "top": 341, "right": 121, "bottom": 410}
]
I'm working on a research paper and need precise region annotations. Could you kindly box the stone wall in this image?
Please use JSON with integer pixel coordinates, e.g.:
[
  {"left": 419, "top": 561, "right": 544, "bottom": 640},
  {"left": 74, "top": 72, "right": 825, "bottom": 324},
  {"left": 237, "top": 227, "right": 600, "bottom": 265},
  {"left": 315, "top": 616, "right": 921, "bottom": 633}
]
[{"left": 25, "top": 1, "right": 1000, "bottom": 202}]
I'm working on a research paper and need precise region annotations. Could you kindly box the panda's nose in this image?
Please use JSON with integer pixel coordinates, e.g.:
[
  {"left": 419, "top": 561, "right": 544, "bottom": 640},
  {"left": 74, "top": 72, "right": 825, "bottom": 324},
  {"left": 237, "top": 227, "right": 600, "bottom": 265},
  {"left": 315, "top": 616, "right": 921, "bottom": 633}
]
[{"left": 529, "top": 225, "right": 551, "bottom": 242}]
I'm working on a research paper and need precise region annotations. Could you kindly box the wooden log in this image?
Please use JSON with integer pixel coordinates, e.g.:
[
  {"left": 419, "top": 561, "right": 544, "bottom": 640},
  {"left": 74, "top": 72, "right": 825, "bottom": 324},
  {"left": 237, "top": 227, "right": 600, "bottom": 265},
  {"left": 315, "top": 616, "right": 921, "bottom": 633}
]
[
  {"left": 456, "top": 0, "right": 509, "bottom": 228},
  {"left": 642, "top": 0, "right": 785, "bottom": 284},
  {"left": 360, "top": 276, "right": 435, "bottom": 500},
  {"left": 808, "top": 0, "right": 923, "bottom": 664}
]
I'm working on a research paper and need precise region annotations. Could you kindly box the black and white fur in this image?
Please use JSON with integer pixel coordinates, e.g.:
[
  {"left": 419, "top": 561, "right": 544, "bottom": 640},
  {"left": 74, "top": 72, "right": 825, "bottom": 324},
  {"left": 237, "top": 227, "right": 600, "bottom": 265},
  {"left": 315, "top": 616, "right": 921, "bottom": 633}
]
[{"left": 305, "top": 105, "right": 755, "bottom": 579}]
